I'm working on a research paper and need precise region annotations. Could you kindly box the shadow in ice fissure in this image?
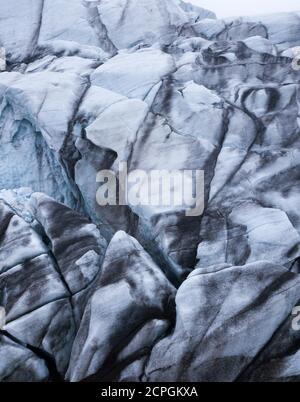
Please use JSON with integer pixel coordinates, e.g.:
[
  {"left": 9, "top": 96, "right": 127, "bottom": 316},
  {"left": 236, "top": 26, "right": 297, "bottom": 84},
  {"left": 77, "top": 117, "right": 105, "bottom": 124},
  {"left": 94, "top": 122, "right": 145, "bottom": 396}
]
[{"left": 0, "top": 329, "right": 63, "bottom": 382}]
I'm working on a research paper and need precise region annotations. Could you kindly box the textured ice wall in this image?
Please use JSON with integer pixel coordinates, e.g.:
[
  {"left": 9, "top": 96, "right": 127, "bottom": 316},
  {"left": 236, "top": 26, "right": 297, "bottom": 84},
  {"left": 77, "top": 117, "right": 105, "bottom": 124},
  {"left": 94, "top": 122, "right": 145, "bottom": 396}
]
[{"left": 0, "top": 0, "right": 300, "bottom": 382}]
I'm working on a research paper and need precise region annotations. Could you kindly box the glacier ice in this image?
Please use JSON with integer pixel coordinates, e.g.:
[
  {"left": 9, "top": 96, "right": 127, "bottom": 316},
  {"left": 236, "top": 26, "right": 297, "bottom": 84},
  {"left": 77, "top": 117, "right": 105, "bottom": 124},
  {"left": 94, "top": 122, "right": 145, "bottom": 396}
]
[{"left": 0, "top": 0, "right": 300, "bottom": 382}]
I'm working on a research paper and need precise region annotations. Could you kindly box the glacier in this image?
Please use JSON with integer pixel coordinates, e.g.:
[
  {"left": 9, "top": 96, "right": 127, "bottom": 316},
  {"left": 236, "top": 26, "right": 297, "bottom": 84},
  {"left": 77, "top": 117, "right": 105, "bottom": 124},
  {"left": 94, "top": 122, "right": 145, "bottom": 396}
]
[{"left": 0, "top": 0, "right": 300, "bottom": 382}]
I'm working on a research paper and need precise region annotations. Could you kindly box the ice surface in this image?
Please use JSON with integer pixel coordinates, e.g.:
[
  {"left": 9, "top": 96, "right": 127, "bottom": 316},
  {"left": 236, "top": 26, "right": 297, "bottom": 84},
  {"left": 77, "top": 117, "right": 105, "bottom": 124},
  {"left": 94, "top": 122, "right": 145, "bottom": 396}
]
[{"left": 0, "top": 0, "right": 300, "bottom": 382}]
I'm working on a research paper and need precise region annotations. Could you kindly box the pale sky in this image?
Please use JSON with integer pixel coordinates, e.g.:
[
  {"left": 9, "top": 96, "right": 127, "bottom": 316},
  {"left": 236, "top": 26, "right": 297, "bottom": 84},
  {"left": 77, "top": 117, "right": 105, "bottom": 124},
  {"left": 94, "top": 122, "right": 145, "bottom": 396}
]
[{"left": 186, "top": 0, "right": 300, "bottom": 18}]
